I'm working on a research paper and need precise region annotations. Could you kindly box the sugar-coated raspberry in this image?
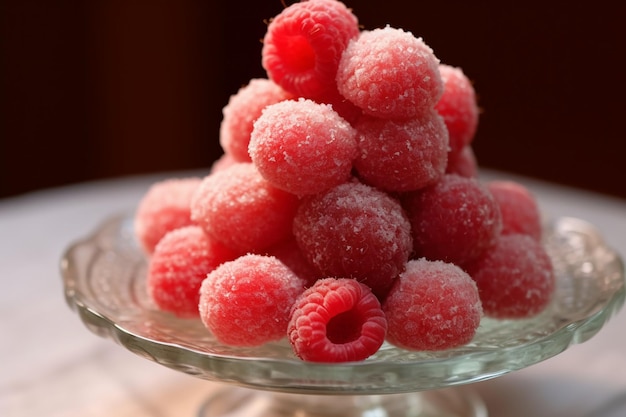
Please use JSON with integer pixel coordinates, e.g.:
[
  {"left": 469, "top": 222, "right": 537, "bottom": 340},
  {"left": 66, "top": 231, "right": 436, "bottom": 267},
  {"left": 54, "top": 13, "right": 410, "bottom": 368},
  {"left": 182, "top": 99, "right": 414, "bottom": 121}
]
[
  {"left": 403, "top": 174, "right": 502, "bottom": 266},
  {"left": 249, "top": 98, "right": 357, "bottom": 196},
  {"left": 219, "top": 78, "right": 293, "bottom": 163},
  {"left": 147, "top": 226, "right": 238, "bottom": 318},
  {"left": 487, "top": 180, "right": 542, "bottom": 241},
  {"left": 336, "top": 26, "right": 443, "bottom": 120},
  {"left": 262, "top": 0, "right": 359, "bottom": 98},
  {"left": 383, "top": 259, "right": 482, "bottom": 351},
  {"left": 446, "top": 145, "right": 478, "bottom": 178},
  {"left": 288, "top": 278, "right": 387, "bottom": 362},
  {"left": 465, "top": 234, "right": 555, "bottom": 318},
  {"left": 134, "top": 177, "right": 202, "bottom": 254},
  {"left": 199, "top": 254, "right": 306, "bottom": 346},
  {"left": 293, "top": 181, "right": 413, "bottom": 298},
  {"left": 353, "top": 110, "right": 449, "bottom": 192},
  {"left": 435, "top": 64, "right": 479, "bottom": 156},
  {"left": 191, "top": 163, "right": 299, "bottom": 253}
]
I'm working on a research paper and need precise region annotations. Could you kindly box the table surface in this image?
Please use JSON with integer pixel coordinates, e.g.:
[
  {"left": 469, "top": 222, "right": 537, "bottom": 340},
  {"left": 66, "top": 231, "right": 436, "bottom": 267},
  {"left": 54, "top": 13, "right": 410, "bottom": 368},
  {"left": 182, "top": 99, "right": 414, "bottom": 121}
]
[{"left": 2, "top": 169, "right": 626, "bottom": 417}]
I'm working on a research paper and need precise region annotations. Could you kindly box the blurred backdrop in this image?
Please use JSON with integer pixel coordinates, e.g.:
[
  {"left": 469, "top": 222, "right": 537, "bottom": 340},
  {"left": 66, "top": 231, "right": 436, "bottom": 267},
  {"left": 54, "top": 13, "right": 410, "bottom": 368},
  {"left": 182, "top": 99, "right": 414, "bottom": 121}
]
[{"left": 1, "top": 0, "right": 625, "bottom": 199}]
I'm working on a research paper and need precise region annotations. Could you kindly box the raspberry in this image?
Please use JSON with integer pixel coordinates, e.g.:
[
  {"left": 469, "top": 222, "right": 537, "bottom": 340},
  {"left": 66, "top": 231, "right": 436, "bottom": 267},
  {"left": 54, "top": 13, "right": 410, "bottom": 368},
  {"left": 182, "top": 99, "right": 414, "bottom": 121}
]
[
  {"left": 353, "top": 109, "right": 449, "bottom": 192},
  {"left": 147, "top": 226, "right": 238, "bottom": 318},
  {"left": 262, "top": 0, "right": 359, "bottom": 98},
  {"left": 465, "top": 234, "right": 555, "bottom": 318},
  {"left": 288, "top": 278, "right": 387, "bottom": 362},
  {"left": 487, "top": 180, "right": 542, "bottom": 241},
  {"left": 446, "top": 145, "right": 478, "bottom": 178},
  {"left": 336, "top": 26, "right": 443, "bottom": 120},
  {"left": 134, "top": 177, "right": 202, "bottom": 254},
  {"left": 199, "top": 254, "right": 306, "bottom": 346},
  {"left": 293, "top": 181, "right": 413, "bottom": 298},
  {"left": 383, "top": 259, "right": 482, "bottom": 351},
  {"left": 403, "top": 174, "right": 502, "bottom": 267},
  {"left": 190, "top": 162, "right": 299, "bottom": 253},
  {"left": 219, "top": 78, "right": 293, "bottom": 163},
  {"left": 249, "top": 98, "right": 357, "bottom": 196},
  {"left": 435, "top": 64, "right": 479, "bottom": 156}
]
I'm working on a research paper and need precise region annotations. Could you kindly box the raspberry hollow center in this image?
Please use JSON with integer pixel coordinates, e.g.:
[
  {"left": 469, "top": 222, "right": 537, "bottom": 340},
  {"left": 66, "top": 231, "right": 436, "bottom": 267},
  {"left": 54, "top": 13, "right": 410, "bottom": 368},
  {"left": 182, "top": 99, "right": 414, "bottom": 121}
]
[
  {"left": 326, "top": 309, "right": 362, "bottom": 344},
  {"left": 279, "top": 36, "right": 316, "bottom": 72}
]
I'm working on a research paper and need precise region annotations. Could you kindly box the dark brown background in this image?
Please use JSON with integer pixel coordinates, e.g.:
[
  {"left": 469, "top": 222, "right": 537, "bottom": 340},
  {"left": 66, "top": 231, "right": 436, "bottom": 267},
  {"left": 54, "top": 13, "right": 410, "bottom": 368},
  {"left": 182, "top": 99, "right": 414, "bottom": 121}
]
[{"left": 2, "top": 1, "right": 625, "bottom": 199}]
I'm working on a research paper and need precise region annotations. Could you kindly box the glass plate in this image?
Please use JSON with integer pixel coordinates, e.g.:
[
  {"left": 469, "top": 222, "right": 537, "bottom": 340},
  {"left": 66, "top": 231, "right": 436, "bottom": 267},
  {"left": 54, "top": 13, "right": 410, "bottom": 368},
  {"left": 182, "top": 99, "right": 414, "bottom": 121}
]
[{"left": 61, "top": 214, "right": 625, "bottom": 395}]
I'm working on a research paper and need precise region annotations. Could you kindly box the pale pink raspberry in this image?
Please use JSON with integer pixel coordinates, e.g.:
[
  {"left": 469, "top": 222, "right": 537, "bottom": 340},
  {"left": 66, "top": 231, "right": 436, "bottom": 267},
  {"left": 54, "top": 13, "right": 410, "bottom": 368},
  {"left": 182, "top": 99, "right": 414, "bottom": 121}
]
[
  {"left": 249, "top": 98, "right": 357, "bottom": 196},
  {"left": 190, "top": 163, "right": 299, "bottom": 253},
  {"left": 134, "top": 177, "right": 202, "bottom": 254},
  {"left": 353, "top": 110, "right": 449, "bottom": 192},
  {"left": 336, "top": 26, "right": 443, "bottom": 120},
  {"left": 384, "top": 259, "right": 483, "bottom": 350},
  {"left": 219, "top": 78, "right": 293, "bottom": 162},
  {"left": 199, "top": 254, "right": 306, "bottom": 346},
  {"left": 147, "top": 226, "right": 238, "bottom": 318}
]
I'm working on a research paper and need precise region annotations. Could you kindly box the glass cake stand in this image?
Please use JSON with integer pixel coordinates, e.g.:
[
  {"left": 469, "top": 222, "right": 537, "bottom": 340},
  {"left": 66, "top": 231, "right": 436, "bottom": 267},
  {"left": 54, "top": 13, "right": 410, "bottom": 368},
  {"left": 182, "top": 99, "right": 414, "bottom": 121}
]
[{"left": 61, "top": 214, "right": 625, "bottom": 417}]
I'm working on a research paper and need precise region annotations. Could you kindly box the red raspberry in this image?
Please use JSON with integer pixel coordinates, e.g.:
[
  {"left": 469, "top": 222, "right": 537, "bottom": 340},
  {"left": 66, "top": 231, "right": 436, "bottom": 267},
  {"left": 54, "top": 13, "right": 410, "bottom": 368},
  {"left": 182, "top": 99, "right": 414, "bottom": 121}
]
[
  {"left": 219, "top": 78, "right": 293, "bottom": 163},
  {"left": 249, "top": 98, "right": 357, "bottom": 196},
  {"left": 337, "top": 26, "right": 443, "bottom": 120},
  {"left": 435, "top": 64, "right": 479, "bottom": 156},
  {"left": 134, "top": 177, "right": 202, "bottom": 254},
  {"left": 293, "top": 181, "right": 413, "bottom": 298},
  {"left": 465, "top": 234, "right": 555, "bottom": 318},
  {"left": 147, "top": 226, "right": 238, "bottom": 318},
  {"left": 446, "top": 145, "right": 478, "bottom": 178},
  {"left": 487, "top": 180, "right": 542, "bottom": 241},
  {"left": 353, "top": 110, "right": 449, "bottom": 192},
  {"left": 199, "top": 254, "right": 306, "bottom": 346},
  {"left": 383, "top": 259, "right": 483, "bottom": 351},
  {"left": 402, "top": 174, "right": 502, "bottom": 267},
  {"left": 262, "top": 0, "right": 359, "bottom": 98},
  {"left": 288, "top": 278, "right": 387, "bottom": 362},
  {"left": 191, "top": 163, "right": 299, "bottom": 253}
]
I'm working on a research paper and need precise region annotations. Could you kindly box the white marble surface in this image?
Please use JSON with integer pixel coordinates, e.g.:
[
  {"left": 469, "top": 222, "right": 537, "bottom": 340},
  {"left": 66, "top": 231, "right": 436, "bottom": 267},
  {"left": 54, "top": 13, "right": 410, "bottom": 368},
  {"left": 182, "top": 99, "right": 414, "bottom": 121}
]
[{"left": 1, "top": 170, "right": 625, "bottom": 417}]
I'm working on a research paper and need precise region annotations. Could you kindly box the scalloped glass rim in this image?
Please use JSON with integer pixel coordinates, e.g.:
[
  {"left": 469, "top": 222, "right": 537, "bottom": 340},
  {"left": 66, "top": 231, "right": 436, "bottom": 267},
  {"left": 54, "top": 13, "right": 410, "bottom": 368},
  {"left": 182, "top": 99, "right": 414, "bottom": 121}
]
[{"left": 61, "top": 214, "right": 625, "bottom": 395}]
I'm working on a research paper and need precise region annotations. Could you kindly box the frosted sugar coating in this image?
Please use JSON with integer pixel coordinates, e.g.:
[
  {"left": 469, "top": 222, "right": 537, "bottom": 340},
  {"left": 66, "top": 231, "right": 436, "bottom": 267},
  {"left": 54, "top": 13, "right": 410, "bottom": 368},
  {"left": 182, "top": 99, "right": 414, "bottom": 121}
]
[
  {"left": 403, "top": 174, "right": 502, "bottom": 267},
  {"left": 147, "top": 226, "right": 237, "bottom": 318},
  {"left": 384, "top": 258, "right": 483, "bottom": 350},
  {"left": 220, "top": 78, "right": 293, "bottom": 162},
  {"left": 446, "top": 145, "right": 478, "bottom": 178},
  {"left": 435, "top": 64, "right": 479, "bottom": 156},
  {"left": 249, "top": 98, "right": 358, "bottom": 196},
  {"left": 336, "top": 26, "right": 443, "bottom": 120},
  {"left": 466, "top": 234, "right": 555, "bottom": 318},
  {"left": 353, "top": 109, "right": 449, "bottom": 192},
  {"left": 190, "top": 163, "right": 299, "bottom": 253},
  {"left": 487, "top": 180, "right": 542, "bottom": 240},
  {"left": 134, "top": 177, "right": 202, "bottom": 254},
  {"left": 293, "top": 181, "right": 413, "bottom": 298},
  {"left": 199, "top": 254, "right": 305, "bottom": 346}
]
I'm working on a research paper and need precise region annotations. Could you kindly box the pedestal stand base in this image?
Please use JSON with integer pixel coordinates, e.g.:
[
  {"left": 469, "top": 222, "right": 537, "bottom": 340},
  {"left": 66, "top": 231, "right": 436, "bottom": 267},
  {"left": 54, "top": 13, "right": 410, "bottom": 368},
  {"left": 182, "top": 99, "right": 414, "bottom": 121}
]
[{"left": 198, "top": 386, "right": 487, "bottom": 417}]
